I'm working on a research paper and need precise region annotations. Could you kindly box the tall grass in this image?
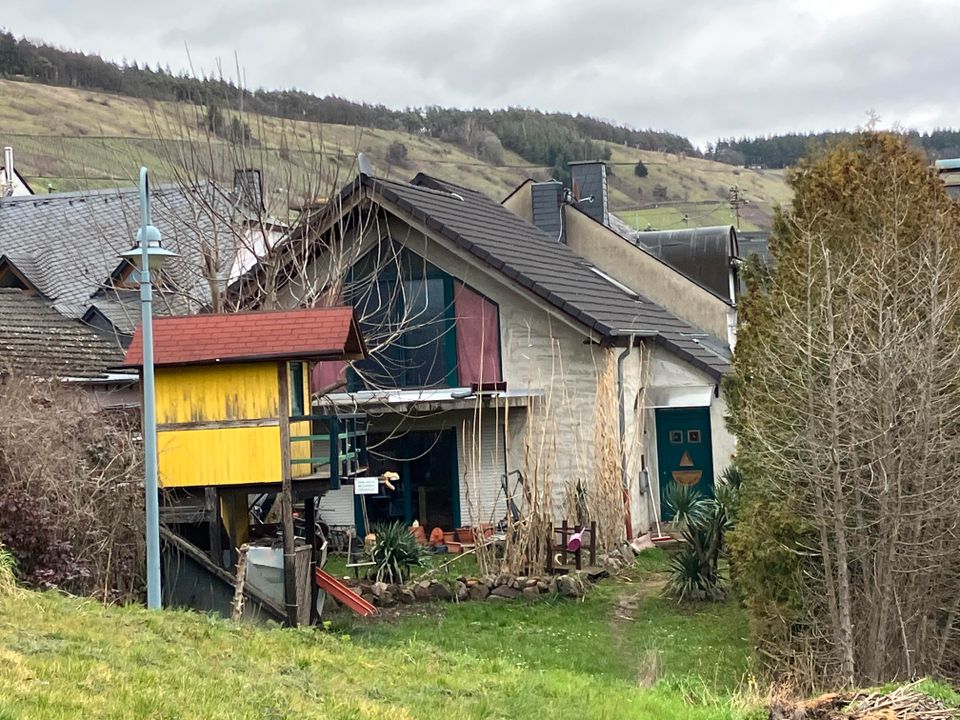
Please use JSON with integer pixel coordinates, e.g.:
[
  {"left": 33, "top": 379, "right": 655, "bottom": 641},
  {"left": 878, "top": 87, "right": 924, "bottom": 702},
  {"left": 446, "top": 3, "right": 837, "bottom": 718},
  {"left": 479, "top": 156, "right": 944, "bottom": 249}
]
[{"left": 0, "top": 544, "right": 17, "bottom": 596}]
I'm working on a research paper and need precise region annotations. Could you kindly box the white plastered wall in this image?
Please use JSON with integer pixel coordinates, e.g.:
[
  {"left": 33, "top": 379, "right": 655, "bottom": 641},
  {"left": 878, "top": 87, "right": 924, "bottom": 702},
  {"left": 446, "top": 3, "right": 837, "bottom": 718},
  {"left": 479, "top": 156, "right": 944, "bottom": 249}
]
[
  {"left": 289, "top": 209, "right": 736, "bottom": 537},
  {"left": 636, "top": 342, "right": 736, "bottom": 532}
]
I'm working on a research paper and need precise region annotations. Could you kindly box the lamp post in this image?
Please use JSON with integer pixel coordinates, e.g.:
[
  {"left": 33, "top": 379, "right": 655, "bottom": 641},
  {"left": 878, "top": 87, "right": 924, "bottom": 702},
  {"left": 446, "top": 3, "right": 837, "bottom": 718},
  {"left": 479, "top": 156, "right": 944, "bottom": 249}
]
[{"left": 120, "top": 167, "right": 177, "bottom": 610}]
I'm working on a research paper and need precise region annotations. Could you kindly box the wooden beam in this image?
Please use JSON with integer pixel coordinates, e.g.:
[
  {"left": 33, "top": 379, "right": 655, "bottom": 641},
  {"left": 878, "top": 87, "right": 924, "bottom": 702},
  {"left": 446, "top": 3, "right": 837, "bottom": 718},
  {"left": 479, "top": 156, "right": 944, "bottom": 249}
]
[
  {"left": 159, "top": 525, "right": 286, "bottom": 622},
  {"left": 304, "top": 496, "right": 318, "bottom": 625},
  {"left": 276, "top": 360, "right": 298, "bottom": 627},
  {"left": 159, "top": 505, "right": 209, "bottom": 524},
  {"left": 204, "top": 487, "right": 222, "bottom": 568},
  {"left": 158, "top": 417, "right": 280, "bottom": 432}
]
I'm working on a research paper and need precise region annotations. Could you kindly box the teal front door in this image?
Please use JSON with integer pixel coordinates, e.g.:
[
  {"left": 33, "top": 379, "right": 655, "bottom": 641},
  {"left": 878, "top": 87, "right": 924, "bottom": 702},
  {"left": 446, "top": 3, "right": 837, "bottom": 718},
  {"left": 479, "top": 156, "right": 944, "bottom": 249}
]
[{"left": 655, "top": 407, "right": 714, "bottom": 520}]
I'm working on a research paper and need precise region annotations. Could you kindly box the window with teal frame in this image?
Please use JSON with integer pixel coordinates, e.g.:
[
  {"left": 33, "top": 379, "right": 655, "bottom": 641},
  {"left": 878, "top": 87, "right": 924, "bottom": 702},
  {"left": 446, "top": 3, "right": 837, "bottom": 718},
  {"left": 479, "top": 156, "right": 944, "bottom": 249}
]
[
  {"left": 289, "top": 362, "right": 305, "bottom": 416},
  {"left": 349, "top": 247, "right": 457, "bottom": 390}
]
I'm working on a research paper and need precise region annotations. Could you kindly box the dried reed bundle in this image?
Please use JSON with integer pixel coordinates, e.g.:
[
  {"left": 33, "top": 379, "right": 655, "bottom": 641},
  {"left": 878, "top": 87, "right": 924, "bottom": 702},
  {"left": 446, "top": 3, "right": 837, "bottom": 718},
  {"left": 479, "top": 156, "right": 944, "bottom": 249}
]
[{"left": 589, "top": 349, "right": 626, "bottom": 549}]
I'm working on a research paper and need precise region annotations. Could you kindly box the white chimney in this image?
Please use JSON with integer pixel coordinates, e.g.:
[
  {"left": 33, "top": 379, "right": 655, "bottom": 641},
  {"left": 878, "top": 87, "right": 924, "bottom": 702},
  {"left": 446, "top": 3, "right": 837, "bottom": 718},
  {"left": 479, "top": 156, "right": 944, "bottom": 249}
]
[{"left": 3, "top": 145, "right": 13, "bottom": 195}]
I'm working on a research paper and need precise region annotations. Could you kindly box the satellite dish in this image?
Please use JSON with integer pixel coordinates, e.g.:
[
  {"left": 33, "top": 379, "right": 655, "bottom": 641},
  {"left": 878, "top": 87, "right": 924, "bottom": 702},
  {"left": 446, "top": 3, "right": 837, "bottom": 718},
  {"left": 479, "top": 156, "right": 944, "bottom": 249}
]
[{"left": 358, "top": 152, "right": 374, "bottom": 178}]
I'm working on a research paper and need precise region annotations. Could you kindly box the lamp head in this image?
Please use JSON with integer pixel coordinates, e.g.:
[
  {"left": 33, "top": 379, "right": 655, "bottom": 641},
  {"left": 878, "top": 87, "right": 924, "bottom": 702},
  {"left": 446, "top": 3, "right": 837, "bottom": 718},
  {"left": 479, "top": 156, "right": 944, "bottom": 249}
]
[{"left": 119, "top": 224, "right": 178, "bottom": 273}]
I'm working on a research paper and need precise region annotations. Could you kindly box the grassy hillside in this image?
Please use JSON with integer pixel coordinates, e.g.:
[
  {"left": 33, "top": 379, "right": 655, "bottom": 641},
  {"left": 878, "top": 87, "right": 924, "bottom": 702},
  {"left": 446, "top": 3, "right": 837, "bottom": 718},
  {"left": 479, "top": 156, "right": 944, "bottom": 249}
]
[
  {"left": 0, "top": 551, "right": 759, "bottom": 720},
  {"left": 0, "top": 79, "right": 791, "bottom": 229}
]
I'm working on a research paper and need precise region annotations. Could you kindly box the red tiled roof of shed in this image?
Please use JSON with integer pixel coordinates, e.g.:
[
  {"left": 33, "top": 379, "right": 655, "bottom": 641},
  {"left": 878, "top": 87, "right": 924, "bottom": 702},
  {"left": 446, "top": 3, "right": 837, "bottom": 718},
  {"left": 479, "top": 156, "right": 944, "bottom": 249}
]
[{"left": 121, "top": 307, "right": 366, "bottom": 368}]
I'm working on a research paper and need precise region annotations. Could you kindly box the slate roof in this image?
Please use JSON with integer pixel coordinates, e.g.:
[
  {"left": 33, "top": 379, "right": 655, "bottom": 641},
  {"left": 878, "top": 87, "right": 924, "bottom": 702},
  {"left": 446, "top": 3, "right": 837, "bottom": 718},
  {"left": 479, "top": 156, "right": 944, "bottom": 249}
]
[
  {"left": 365, "top": 173, "right": 730, "bottom": 377},
  {"left": 0, "top": 184, "right": 240, "bottom": 323},
  {"left": 0, "top": 183, "right": 249, "bottom": 379},
  {"left": 0, "top": 289, "right": 125, "bottom": 378},
  {"left": 122, "top": 307, "right": 366, "bottom": 368}
]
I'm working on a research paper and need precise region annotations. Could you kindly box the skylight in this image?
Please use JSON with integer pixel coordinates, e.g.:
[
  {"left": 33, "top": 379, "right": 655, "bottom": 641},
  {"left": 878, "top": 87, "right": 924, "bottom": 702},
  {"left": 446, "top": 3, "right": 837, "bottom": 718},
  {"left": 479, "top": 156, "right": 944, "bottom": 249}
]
[{"left": 587, "top": 266, "right": 640, "bottom": 300}]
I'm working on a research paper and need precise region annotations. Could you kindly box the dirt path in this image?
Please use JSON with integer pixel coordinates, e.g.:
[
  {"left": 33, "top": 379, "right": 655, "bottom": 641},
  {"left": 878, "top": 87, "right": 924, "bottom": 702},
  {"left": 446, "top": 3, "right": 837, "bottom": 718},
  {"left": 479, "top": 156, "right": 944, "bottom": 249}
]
[{"left": 608, "top": 572, "right": 669, "bottom": 686}]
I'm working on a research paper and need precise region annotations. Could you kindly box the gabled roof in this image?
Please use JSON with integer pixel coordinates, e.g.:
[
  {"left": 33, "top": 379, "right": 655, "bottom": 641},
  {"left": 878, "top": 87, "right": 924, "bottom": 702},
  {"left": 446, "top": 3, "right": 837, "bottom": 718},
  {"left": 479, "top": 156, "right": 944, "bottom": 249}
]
[
  {"left": 0, "top": 166, "right": 34, "bottom": 195},
  {"left": 363, "top": 173, "right": 730, "bottom": 377},
  {"left": 121, "top": 307, "right": 367, "bottom": 368},
  {"left": 0, "top": 183, "right": 243, "bottom": 324},
  {"left": 0, "top": 288, "right": 125, "bottom": 378}
]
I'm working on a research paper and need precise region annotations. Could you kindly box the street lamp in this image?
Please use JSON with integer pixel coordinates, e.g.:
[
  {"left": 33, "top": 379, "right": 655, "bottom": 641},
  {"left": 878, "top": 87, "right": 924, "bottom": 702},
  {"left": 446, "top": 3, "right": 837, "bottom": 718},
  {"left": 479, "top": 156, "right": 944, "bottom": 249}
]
[{"left": 120, "top": 167, "right": 178, "bottom": 610}]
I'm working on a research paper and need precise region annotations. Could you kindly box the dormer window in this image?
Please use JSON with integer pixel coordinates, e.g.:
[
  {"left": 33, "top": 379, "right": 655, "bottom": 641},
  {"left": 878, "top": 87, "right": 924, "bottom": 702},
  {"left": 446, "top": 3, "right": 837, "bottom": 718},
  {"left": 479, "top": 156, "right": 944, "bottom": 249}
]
[{"left": 0, "top": 256, "right": 39, "bottom": 295}]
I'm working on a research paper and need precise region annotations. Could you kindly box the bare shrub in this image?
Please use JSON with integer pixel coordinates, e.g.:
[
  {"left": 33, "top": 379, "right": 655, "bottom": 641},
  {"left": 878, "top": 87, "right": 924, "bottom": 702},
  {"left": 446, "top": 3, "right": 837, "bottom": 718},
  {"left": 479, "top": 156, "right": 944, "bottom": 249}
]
[
  {"left": 729, "top": 133, "right": 960, "bottom": 686},
  {"left": 0, "top": 375, "right": 144, "bottom": 602}
]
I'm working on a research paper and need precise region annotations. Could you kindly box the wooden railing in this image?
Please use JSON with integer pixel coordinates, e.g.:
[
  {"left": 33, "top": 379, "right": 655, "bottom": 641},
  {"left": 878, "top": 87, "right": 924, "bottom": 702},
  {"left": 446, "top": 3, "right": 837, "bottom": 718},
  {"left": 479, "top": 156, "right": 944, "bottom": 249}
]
[{"left": 287, "top": 412, "right": 368, "bottom": 489}]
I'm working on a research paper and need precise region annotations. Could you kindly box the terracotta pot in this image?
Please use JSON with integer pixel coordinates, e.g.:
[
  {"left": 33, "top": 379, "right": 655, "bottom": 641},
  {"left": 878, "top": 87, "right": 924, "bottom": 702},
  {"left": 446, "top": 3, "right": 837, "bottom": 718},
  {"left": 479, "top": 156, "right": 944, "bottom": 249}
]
[
  {"left": 446, "top": 541, "right": 461, "bottom": 554},
  {"left": 442, "top": 531, "right": 456, "bottom": 544},
  {"left": 409, "top": 525, "right": 426, "bottom": 545},
  {"left": 479, "top": 523, "right": 494, "bottom": 539},
  {"left": 455, "top": 526, "right": 473, "bottom": 543}
]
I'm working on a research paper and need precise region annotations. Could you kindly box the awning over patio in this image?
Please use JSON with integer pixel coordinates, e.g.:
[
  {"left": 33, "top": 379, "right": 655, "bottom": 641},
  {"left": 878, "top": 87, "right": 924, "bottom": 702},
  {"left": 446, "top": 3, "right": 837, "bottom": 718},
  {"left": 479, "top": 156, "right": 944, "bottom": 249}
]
[
  {"left": 314, "top": 387, "right": 542, "bottom": 414},
  {"left": 644, "top": 385, "right": 716, "bottom": 409}
]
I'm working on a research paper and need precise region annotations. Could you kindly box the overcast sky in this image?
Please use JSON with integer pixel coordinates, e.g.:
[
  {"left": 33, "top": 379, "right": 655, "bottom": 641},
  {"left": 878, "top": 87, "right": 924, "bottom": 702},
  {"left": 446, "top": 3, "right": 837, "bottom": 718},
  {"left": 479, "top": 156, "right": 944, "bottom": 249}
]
[{"left": 6, "top": 0, "right": 960, "bottom": 148}]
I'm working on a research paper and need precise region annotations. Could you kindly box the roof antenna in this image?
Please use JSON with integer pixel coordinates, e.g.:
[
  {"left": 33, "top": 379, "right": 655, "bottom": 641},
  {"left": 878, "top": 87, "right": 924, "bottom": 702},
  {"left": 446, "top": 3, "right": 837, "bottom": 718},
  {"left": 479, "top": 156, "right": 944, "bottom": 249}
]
[{"left": 358, "top": 152, "right": 374, "bottom": 178}]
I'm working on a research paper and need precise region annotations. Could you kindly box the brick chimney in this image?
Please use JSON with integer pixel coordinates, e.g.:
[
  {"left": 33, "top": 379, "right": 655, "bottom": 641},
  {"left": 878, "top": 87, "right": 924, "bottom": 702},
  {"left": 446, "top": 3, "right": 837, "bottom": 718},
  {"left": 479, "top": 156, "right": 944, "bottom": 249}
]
[{"left": 234, "top": 168, "right": 264, "bottom": 210}]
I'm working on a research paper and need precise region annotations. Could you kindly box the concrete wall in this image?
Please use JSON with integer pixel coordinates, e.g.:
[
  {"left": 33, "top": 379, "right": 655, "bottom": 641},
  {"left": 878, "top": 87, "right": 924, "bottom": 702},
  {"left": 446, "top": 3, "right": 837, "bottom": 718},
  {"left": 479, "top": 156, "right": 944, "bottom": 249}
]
[{"left": 502, "top": 182, "right": 534, "bottom": 223}]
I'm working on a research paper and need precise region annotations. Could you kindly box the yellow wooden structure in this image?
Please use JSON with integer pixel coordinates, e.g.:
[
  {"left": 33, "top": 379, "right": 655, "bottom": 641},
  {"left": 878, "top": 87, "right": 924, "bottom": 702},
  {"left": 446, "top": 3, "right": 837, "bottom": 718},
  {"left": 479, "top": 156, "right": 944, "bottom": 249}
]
[
  {"left": 154, "top": 361, "right": 314, "bottom": 488},
  {"left": 121, "top": 308, "right": 368, "bottom": 545}
]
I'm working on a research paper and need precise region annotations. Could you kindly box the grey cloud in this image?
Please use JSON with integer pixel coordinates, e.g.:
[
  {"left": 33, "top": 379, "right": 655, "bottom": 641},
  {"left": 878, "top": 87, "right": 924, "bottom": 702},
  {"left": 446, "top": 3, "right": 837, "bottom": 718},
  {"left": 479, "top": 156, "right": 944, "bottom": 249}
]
[{"left": 5, "top": 0, "right": 960, "bottom": 147}]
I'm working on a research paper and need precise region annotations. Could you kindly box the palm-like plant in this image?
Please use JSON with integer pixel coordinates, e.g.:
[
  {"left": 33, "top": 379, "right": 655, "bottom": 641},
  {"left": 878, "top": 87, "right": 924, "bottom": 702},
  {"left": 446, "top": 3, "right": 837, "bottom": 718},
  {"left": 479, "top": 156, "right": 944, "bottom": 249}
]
[
  {"left": 664, "top": 468, "right": 739, "bottom": 602},
  {"left": 369, "top": 522, "right": 427, "bottom": 584}
]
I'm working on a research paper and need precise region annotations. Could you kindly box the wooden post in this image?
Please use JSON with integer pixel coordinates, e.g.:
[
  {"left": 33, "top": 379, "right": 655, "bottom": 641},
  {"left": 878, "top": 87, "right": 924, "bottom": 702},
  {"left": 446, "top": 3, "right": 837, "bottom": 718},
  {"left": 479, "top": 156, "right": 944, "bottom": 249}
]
[
  {"left": 560, "top": 519, "right": 568, "bottom": 567},
  {"left": 304, "top": 495, "right": 318, "bottom": 625},
  {"left": 277, "top": 361, "right": 298, "bottom": 627},
  {"left": 204, "top": 487, "right": 222, "bottom": 568},
  {"left": 545, "top": 525, "right": 554, "bottom": 574},
  {"left": 589, "top": 521, "right": 597, "bottom": 567}
]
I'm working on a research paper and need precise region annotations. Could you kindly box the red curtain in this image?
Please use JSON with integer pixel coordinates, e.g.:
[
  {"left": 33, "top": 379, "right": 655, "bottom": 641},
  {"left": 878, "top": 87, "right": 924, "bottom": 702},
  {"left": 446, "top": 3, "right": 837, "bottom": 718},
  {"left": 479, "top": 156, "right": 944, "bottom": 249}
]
[
  {"left": 311, "top": 360, "right": 347, "bottom": 395},
  {"left": 454, "top": 282, "right": 502, "bottom": 385}
]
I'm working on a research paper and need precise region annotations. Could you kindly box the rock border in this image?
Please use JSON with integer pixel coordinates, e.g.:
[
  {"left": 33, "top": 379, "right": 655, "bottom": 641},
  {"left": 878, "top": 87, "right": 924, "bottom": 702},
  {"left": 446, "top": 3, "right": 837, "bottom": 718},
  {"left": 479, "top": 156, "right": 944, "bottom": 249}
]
[{"left": 338, "top": 568, "right": 609, "bottom": 609}]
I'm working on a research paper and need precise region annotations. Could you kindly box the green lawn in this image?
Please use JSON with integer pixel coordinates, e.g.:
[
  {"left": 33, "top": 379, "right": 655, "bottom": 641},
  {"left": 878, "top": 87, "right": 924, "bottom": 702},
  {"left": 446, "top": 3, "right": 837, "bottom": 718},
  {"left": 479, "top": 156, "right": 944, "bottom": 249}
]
[
  {"left": 616, "top": 204, "right": 756, "bottom": 232},
  {"left": 0, "top": 550, "right": 759, "bottom": 719}
]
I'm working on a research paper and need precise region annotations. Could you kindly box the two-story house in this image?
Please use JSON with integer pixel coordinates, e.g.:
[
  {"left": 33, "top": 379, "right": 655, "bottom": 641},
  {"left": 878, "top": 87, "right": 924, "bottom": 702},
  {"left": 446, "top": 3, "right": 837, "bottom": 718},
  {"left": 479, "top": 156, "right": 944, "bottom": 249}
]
[{"left": 241, "top": 167, "right": 734, "bottom": 540}]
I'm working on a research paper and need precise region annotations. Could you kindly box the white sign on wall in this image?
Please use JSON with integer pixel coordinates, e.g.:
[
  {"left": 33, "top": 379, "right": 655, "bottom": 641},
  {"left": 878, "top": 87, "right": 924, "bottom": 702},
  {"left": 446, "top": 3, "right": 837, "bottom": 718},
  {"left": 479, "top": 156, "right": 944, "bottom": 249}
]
[{"left": 354, "top": 477, "right": 380, "bottom": 495}]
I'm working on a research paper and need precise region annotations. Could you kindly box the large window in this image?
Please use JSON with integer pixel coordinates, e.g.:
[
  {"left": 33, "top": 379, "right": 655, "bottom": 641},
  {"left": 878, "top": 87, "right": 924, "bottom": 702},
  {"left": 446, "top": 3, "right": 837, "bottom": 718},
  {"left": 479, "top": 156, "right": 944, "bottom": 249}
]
[{"left": 349, "top": 247, "right": 456, "bottom": 390}]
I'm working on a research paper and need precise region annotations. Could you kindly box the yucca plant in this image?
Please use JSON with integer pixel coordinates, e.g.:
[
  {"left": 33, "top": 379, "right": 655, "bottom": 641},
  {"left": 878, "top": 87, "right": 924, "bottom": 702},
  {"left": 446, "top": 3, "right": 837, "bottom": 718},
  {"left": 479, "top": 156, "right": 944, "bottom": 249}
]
[
  {"left": 369, "top": 522, "right": 427, "bottom": 585},
  {"left": 664, "top": 467, "right": 739, "bottom": 602}
]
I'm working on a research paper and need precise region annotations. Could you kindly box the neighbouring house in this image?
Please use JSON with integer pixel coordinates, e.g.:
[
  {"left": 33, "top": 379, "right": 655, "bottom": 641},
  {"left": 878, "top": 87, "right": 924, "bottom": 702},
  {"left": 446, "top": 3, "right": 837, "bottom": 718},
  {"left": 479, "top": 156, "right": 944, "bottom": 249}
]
[
  {"left": 937, "top": 158, "right": 960, "bottom": 200},
  {"left": 239, "top": 167, "right": 735, "bottom": 538},
  {"left": 0, "top": 175, "right": 276, "bottom": 404},
  {"left": 0, "top": 287, "right": 125, "bottom": 400},
  {"left": 502, "top": 171, "right": 740, "bottom": 350},
  {"left": 0, "top": 146, "right": 33, "bottom": 197}
]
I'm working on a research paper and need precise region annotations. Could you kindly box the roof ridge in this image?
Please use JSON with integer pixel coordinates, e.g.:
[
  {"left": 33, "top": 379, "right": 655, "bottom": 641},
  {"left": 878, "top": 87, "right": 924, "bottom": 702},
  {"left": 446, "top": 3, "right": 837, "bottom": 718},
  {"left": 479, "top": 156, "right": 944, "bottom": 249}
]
[
  {"left": 373, "top": 176, "right": 469, "bottom": 202},
  {"left": 148, "top": 305, "right": 353, "bottom": 322},
  {"left": 410, "top": 173, "right": 485, "bottom": 196},
  {"left": 0, "top": 181, "right": 214, "bottom": 207}
]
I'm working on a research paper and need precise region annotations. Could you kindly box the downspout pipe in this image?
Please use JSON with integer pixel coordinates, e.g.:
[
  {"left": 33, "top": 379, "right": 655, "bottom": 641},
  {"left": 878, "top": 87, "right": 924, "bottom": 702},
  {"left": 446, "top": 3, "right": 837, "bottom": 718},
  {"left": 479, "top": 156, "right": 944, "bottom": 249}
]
[{"left": 617, "top": 335, "right": 636, "bottom": 540}]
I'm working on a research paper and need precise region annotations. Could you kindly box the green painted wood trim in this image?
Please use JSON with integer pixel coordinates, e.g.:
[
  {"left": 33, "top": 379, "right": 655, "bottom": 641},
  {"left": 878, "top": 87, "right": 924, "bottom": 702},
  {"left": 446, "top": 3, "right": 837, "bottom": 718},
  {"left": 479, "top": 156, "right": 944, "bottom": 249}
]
[
  {"left": 448, "top": 428, "right": 461, "bottom": 528},
  {"left": 442, "top": 275, "right": 458, "bottom": 388}
]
